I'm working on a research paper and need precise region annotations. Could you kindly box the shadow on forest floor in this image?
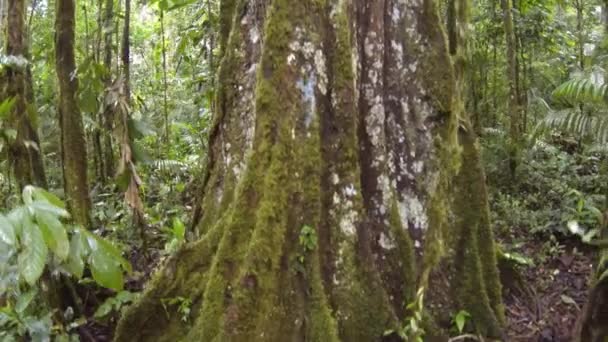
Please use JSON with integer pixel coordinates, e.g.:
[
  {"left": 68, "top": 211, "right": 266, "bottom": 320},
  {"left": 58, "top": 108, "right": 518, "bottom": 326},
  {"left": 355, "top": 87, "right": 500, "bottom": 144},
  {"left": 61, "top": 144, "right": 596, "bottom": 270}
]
[{"left": 502, "top": 234, "right": 594, "bottom": 341}]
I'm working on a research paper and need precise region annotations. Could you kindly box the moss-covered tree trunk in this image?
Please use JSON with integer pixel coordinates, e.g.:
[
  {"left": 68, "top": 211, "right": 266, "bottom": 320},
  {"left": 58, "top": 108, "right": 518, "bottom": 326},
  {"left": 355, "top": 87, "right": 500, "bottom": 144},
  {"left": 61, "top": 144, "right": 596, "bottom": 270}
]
[
  {"left": 55, "top": 0, "right": 92, "bottom": 227},
  {"left": 4, "top": 0, "right": 47, "bottom": 190},
  {"left": 447, "top": 0, "right": 504, "bottom": 334},
  {"left": 115, "top": 0, "right": 504, "bottom": 340}
]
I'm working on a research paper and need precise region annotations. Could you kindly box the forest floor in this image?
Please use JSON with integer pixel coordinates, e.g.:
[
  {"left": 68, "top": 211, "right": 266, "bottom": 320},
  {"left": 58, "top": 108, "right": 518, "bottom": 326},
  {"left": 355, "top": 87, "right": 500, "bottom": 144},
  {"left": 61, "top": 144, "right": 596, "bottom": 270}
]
[
  {"left": 82, "top": 231, "right": 595, "bottom": 342},
  {"left": 501, "top": 234, "right": 594, "bottom": 342}
]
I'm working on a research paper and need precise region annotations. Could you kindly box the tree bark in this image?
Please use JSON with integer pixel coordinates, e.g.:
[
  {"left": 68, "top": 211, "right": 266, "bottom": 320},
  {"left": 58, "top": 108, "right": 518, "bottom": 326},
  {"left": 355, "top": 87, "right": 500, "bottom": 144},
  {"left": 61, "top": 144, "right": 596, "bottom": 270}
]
[
  {"left": 55, "top": 0, "right": 92, "bottom": 227},
  {"left": 160, "top": 8, "right": 169, "bottom": 145},
  {"left": 121, "top": 0, "right": 130, "bottom": 100},
  {"left": 115, "top": 0, "right": 504, "bottom": 340},
  {"left": 102, "top": 0, "right": 115, "bottom": 180},
  {"left": 501, "top": 0, "right": 521, "bottom": 179},
  {"left": 4, "top": 0, "right": 47, "bottom": 190},
  {"left": 448, "top": 0, "right": 504, "bottom": 334}
]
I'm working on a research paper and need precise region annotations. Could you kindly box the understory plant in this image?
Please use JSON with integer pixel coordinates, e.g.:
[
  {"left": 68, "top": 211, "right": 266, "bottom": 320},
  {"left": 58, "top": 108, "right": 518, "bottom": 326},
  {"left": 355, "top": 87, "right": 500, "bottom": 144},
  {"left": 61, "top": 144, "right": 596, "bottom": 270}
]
[{"left": 0, "top": 186, "right": 131, "bottom": 340}]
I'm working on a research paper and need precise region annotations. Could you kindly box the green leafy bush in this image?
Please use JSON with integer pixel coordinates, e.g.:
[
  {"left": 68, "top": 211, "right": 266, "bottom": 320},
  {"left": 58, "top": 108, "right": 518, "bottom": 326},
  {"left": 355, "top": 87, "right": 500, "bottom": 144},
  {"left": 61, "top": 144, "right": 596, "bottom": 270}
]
[{"left": 0, "top": 186, "right": 132, "bottom": 340}]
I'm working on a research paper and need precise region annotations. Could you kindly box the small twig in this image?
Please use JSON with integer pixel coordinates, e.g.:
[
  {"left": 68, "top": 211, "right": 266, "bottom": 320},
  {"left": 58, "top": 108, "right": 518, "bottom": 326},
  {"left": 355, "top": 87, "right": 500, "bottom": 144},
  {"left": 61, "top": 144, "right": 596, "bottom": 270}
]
[{"left": 448, "top": 334, "right": 482, "bottom": 342}]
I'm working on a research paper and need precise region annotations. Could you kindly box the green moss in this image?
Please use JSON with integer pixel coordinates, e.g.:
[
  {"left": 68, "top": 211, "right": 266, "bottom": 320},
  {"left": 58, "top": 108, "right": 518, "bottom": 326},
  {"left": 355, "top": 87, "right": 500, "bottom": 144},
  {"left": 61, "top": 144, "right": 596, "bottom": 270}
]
[
  {"left": 450, "top": 126, "right": 504, "bottom": 337},
  {"left": 114, "top": 1, "right": 506, "bottom": 341},
  {"left": 307, "top": 256, "right": 339, "bottom": 342},
  {"left": 218, "top": 0, "right": 236, "bottom": 57},
  {"left": 114, "top": 221, "right": 225, "bottom": 342},
  {"left": 388, "top": 197, "right": 417, "bottom": 305}
]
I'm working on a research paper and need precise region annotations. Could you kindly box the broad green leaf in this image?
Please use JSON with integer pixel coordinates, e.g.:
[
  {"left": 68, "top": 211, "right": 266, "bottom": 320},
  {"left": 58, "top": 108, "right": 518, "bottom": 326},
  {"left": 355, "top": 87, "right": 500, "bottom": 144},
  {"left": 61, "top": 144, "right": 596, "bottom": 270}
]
[
  {"left": 94, "top": 297, "right": 116, "bottom": 318},
  {"left": 166, "top": 0, "right": 196, "bottom": 11},
  {"left": 7, "top": 207, "right": 30, "bottom": 238},
  {"left": 588, "top": 206, "right": 604, "bottom": 225},
  {"left": 29, "top": 201, "right": 70, "bottom": 218},
  {"left": 22, "top": 185, "right": 35, "bottom": 205},
  {"left": 18, "top": 225, "right": 48, "bottom": 285},
  {"left": 582, "top": 229, "right": 599, "bottom": 244},
  {"left": 115, "top": 290, "right": 137, "bottom": 303},
  {"left": 23, "top": 313, "right": 52, "bottom": 342},
  {"left": 64, "top": 232, "right": 86, "bottom": 278},
  {"left": 454, "top": 310, "right": 470, "bottom": 333},
  {"left": 15, "top": 288, "right": 38, "bottom": 313},
  {"left": 32, "top": 187, "right": 66, "bottom": 209},
  {"left": 89, "top": 248, "right": 123, "bottom": 291},
  {"left": 83, "top": 230, "right": 131, "bottom": 273},
  {"left": 0, "top": 214, "right": 16, "bottom": 245},
  {"left": 36, "top": 211, "right": 69, "bottom": 261},
  {"left": 173, "top": 218, "right": 185, "bottom": 240},
  {"left": 0, "top": 97, "right": 16, "bottom": 119},
  {"left": 599, "top": 268, "right": 608, "bottom": 282}
]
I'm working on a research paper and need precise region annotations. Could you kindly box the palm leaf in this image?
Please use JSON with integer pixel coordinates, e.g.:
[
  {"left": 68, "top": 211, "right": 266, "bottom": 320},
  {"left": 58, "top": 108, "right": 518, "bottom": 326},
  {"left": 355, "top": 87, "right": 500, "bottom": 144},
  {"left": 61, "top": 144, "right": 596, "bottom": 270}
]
[{"left": 552, "top": 77, "right": 608, "bottom": 106}]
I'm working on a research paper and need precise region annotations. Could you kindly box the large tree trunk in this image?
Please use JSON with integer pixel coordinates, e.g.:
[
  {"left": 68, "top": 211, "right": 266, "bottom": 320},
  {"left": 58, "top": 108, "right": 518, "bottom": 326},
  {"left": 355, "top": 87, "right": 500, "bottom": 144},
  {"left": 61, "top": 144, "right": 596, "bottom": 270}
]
[
  {"left": 115, "top": 0, "right": 504, "bottom": 340},
  {"left": 55, "top": 0, "right": 92, "bottom": 227},
  {"left": 4, "top": 0, "right": 47, "bottom": 190}
]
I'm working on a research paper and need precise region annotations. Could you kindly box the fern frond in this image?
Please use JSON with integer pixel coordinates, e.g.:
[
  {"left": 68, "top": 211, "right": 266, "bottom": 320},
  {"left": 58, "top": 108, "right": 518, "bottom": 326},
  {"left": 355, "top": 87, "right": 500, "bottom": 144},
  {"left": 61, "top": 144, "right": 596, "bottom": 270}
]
[
  {"left": 553, "top": 78, "right": 608, "bottom": 105},
  {"left": 537, "top": 109, "right": 608, "bottom": 144},
  {"left": 153, "top": 159, "right": 188, "bottom": 171}
]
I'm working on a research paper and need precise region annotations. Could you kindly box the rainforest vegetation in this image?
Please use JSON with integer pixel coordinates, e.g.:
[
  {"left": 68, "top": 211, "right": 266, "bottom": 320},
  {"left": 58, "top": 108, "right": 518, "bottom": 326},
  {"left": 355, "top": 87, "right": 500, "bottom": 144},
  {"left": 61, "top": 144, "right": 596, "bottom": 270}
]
[{"left": 2, "top": 0, "right": 608, "bottom": 340}]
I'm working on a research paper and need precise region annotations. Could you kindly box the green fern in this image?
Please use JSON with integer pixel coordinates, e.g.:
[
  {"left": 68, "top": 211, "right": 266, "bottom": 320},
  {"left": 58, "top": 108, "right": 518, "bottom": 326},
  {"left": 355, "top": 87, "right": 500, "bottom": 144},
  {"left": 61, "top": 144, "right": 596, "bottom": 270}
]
[
  {"left": 536, "top": 108, "right": 608, "bottom": 143},
  {"left": 534, "top": 76, "right": 608, "bottom": 143},
  {"left": 153, "top": 159, "right": 188, "bottom": 171},
  {"left": 552, "top": 77, "right": 608, "bottom": 106}
]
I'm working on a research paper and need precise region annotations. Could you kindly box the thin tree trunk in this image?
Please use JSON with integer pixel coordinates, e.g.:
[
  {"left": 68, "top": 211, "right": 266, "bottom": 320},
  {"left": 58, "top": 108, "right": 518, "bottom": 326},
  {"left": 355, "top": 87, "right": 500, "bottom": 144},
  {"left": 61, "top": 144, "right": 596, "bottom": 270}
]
[
  {"left": 576, "top": 0, "right": 585, "bottom": 71},
  {"left": 95, "top": 0, "right": 103, "bottom": 62},
  {"left": 102, "top": 0, "right": 115, "bottom": 179},
  {"left": 502, "top": 0, "right": 521, "bottom": 179},
  {"left": 206, "top": 0, "right": 214, "bottom": 83},
  {"left": 122, "top": 0, "right": 130, "bottom": 100},
  {"left": 160, "top": 9, "right": 169, "bottom": 144},
  {"left": 604, "top": 0, "right": 608, "bottom": 33},
  {"left": 118, "top": 0, "right": 146, "bottom": 249},
  {"left": 55, "top": 0, "right": 92, "bottom": 227},
  {"left": 0, "top": 0, "right": 5, "bottom": 49},
  {"left": 115, "top": 0, "right": 504, "bottom": 340},
  {"left": 5, "top": 0, "right": 47, "bottom": 190}
]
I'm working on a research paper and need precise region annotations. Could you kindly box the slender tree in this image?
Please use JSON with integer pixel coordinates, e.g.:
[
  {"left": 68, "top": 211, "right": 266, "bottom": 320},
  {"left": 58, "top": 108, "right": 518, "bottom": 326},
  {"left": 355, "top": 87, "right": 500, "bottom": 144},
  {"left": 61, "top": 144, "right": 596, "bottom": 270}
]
[
  {"left": 122, "top": 0, "right": 130, "bottom": 99},
  {"left": 160, "top": 8, "right": 169, "bottom": 144},
  {"left": 116, "top": 0, "right": 146, "bottom": 247},
  {"left": 502, "top": 0, "right": 521, "bottom": 179},
  {"left": 55, "top": 0, "right": 92, "bottom": 227},
  {"left": 4, "top": 0, "right": 47, "bottom": 190},
  {"left": 102, "top": 0, "right": 115, "bottom": 179}
]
